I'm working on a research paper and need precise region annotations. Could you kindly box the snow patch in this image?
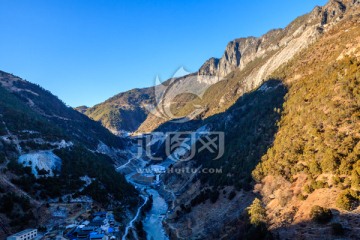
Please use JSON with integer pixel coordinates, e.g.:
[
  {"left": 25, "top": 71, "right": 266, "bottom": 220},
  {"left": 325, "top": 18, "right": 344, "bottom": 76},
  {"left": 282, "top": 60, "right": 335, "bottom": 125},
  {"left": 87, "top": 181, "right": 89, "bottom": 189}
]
[
  {"left": 21, "top": 130, "right": 40, "bottom": 134},
  {"left": 258, "top": 82, "right": 282, "bottom": 92},
  {"left": 97, "top": 141, "right": 113, "bottom": 154},
  {"left": 18, "top": 151, "right": 62, "bottom": 177},
  {"left": 258, "top": 84, "right": 271, "bottom": 92},
  {"left": 80, "top": 175, "right": 93, "bottom": 186},
  {"left": 146, "top": 132, "right": 167, "bottom": 147},
  {"left": 58, "top": 140, "right": 73, "bottom": 149},
  {"left": 78, "top": 175, "right": 94, "bottom": 191},
  {"left": 96, "top": 141, "right": 127, "bottom": 161}
]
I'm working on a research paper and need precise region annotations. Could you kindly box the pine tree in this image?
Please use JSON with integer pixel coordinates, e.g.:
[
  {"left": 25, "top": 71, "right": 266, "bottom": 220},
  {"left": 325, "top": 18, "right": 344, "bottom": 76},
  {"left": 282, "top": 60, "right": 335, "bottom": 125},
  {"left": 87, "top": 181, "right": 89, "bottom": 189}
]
[
  {"left": 351, "top": 169, "right": 360, "bottom": 190},
  {"left": 247, "top": 198, "right": 267, "bottom": 226}
]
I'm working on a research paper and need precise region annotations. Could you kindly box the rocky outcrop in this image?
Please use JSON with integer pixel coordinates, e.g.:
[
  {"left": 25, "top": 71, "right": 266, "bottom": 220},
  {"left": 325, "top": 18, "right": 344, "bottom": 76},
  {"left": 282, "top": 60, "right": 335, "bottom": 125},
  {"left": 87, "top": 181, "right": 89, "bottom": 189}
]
[
  {"left": 74, "top": 105, "right": 88, "bottom": 114},
  {"left": 198, "top": 57, "right": 219, "bottom": 76},
  {"left": 136, "top": 0, "right": 360, "bottom": 133},
  {"left": 198, "top": 0, "right": 359, "bottom": 84},
  {"left": 83, "top": 0, "right": 360, "bottom": 135}
]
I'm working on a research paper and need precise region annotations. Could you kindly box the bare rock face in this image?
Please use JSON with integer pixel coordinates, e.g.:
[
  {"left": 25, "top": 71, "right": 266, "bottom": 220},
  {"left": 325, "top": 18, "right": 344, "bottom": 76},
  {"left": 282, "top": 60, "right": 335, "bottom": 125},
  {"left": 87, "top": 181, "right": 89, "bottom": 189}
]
[
  {"left": 74, "top": 105, "right": 88, "bottom": 114},
  {"left": 198, "top": 57, "right": 219, "bottom": 76},
  {"left": 198, "top": 0, "right": 359, "bottom": 84},
  {"left": 217, "top": 39, "right": 242, "bottom": 76},
  {"left": 87, "top": 0, "right": 360, "bottom": 135},
  {"left": 137, "top": 0, "right": 360, "bottom": 134}
]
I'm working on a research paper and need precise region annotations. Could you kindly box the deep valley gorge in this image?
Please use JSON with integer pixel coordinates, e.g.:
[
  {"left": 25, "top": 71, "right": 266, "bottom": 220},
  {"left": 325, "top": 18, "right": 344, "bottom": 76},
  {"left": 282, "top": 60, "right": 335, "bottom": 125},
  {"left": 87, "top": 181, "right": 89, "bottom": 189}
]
[{"left": 1, "top": 0, "right": 360, "bottom": 239}]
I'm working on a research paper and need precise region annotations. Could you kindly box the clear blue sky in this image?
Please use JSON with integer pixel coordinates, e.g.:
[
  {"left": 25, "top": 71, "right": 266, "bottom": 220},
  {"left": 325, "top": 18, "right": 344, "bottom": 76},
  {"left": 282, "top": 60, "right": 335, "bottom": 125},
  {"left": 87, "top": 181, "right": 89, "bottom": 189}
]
[{"left": 0, "top": 0, "right": 328, "bottom": 107}]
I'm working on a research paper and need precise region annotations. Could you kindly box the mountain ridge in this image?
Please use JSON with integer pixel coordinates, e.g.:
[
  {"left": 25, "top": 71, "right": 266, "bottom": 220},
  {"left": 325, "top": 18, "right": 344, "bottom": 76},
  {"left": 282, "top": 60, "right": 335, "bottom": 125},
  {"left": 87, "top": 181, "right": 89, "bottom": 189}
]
[
  {"left": 157, "top": 2, "right": 360, "bottom": 238},
  {"left": 82, "top": 0, "right": 358, "bottom": 135},
  {"left": 0, "top": 0, "right": 359, "bottom": 238},
  {"left": 0, "top": 71, "right": 140, "bottom": 235}
]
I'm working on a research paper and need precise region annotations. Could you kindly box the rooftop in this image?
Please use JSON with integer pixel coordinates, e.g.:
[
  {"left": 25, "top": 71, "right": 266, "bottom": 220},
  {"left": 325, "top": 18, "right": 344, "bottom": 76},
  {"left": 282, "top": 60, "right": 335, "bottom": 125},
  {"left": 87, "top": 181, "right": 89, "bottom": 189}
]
[
  {"left": 89, "top": 233, "right": 104, "bottom": 239},
  {"left": 9, "top": 229, "right": 36, "bottom": 237}
]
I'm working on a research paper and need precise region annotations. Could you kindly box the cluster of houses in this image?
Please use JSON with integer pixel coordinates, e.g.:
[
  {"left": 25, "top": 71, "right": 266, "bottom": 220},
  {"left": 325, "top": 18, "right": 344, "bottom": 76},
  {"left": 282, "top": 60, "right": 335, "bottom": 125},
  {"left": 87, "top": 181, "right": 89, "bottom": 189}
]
[
  {"left": 7, "top": 229, "right": 38, "bottom": 240},
  {"left": 65, "top": 211, "right": 119, "bottom": 240},
  {"left": 6, "top": 165, "right": 169, "bottom": 240},
  {"left": 6, "top": 211, "right": 120, "bottom": 240}
]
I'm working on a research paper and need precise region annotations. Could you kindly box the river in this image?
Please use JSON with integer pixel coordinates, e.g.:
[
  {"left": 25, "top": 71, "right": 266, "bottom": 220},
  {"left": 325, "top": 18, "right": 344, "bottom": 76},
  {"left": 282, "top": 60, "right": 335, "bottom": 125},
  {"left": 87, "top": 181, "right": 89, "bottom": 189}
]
[
  {"left": 122, "top": 171, "right": 169, "bottom": 240},
  {"left": 143, "top": 188, "right": 168, "bottom": 240}
]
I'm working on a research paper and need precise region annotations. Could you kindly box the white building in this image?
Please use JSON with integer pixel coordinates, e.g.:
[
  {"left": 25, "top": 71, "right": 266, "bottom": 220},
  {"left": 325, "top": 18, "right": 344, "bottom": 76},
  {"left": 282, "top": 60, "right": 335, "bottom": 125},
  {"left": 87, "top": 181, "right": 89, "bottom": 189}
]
[
  {"left": 150, "top": 165, "right": 166, "bottom": 183},
  {"left": 150, "top": 165, "right": 166, "bottom": 174},
  {"left": 7, "top": 229, "right": 37, "bottom": 240}
]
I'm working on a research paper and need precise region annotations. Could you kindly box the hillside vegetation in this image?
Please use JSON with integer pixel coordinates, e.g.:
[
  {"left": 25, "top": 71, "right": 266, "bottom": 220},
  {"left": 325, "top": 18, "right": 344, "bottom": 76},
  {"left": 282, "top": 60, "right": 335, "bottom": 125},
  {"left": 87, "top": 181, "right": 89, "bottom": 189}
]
[
  {"left": 161, "top": 3, "right": 360, "bottom": 239},
  {"left": 84, "top": 87, "right": 155, "bottom": 133},
  {"left": 250, "top": 13, "right": 360, "bottom": 239},
  {"left": 253, "top": 16, "right": 360, "bottom": 198},
  {"left": 0, "top": 72, "right": 139, "bottom": 234},
  {"left": 0, "top": 71, "right": 125, "bottom": 149}
]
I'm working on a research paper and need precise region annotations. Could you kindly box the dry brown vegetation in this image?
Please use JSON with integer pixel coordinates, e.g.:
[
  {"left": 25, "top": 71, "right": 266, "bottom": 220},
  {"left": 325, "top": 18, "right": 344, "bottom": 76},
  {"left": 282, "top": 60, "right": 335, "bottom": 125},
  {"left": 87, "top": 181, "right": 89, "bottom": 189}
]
[{"left": 252, "top": 13, "right": 360, "bottom": 239}]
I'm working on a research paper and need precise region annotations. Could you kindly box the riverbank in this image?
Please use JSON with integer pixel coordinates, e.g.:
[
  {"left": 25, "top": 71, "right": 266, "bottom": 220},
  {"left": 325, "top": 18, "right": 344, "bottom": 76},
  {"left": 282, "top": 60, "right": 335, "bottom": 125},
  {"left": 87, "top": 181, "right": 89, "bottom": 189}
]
[{"left": 121, "top": 170, "right": 169, "bottom": 240}]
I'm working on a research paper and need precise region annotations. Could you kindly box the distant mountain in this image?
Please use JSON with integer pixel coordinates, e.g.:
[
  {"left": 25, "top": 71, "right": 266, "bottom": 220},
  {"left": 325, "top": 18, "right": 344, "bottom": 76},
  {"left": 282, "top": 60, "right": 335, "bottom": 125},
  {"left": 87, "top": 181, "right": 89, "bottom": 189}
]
[
  {"left": 74, "top": 105, "right": 88, "bottom": 114},
  {"left": 84, "top": 87, "right": 155, "bottom": 134},
  {"left": 0, "top": 71, "right": 139, "bottom": 234},
  {"left": 84, "top": 0, "right": 353, "bottom": 135}
]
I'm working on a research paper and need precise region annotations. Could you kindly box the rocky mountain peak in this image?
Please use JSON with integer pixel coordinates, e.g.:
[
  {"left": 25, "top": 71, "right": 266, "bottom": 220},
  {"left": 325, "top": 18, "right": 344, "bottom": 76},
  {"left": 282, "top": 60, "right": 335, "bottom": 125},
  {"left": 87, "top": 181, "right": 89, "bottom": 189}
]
[
  {"left": 198, "top": 0, "right": 359, "bottom": 81},
  {"left": 198, "top": 57, "right": 220, "bottom": 76},
  {"left": 82, "top": 0, "right": 360, "bottom": 135}
]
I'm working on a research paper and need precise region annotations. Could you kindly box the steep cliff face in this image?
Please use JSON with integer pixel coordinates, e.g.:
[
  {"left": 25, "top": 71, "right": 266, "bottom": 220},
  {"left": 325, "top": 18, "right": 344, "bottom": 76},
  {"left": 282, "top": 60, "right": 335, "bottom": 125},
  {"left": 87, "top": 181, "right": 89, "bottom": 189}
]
[
  {"left": 84, "top": 1, "right": 359, "bottom": 134},
  {"left": 137, "top": 0, "right": 360, "bottom": 133},
  {"left": 198, "top": 57, "right": 220, "bottom": 76}
]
